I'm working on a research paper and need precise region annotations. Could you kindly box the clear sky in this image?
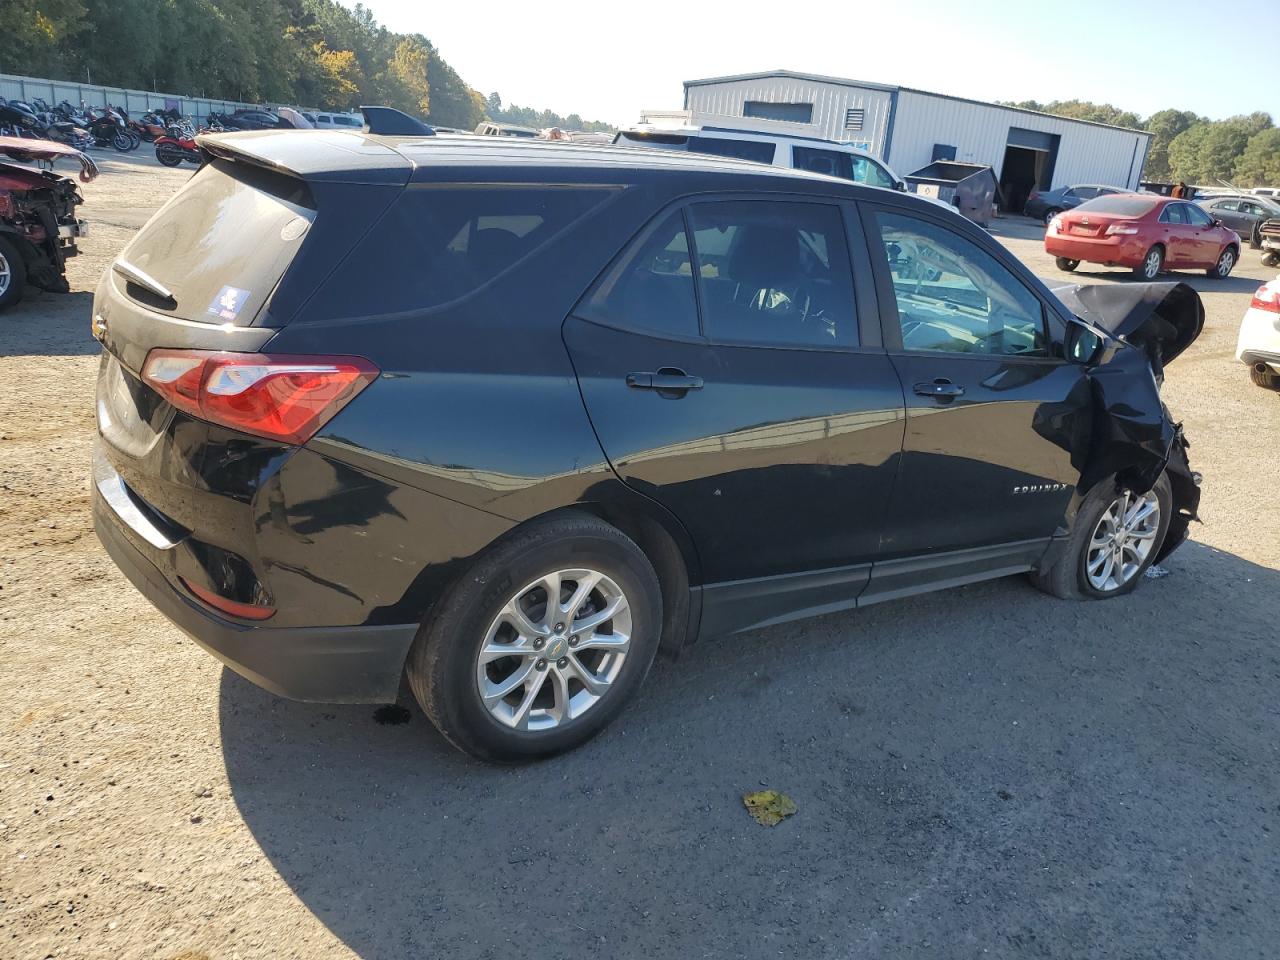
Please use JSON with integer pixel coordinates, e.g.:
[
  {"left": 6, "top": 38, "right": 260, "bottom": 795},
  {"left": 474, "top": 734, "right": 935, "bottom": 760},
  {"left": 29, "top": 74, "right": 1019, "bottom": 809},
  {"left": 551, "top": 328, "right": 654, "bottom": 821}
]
[{"left": 349, "top": 0, "right": 1280, "bottom": 126}]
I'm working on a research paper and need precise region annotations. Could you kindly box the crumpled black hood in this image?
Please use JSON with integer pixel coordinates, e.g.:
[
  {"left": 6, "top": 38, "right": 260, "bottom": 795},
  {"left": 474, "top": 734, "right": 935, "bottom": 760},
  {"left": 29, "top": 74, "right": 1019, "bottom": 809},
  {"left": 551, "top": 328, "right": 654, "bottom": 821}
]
[
  {"left": 1052, "top": 281, "right": 1205, "bottom": 367},
  {"left": 1035, "top": 280, "right": 1203, "bottom": 563}
]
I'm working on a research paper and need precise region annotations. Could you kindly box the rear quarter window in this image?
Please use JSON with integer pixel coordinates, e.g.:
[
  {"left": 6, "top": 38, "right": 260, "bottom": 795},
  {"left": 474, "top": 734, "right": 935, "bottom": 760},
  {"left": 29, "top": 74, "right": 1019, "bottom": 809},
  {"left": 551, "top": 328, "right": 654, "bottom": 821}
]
[{"left": 299, "top": 185, "right": 617, "bottom": 319}]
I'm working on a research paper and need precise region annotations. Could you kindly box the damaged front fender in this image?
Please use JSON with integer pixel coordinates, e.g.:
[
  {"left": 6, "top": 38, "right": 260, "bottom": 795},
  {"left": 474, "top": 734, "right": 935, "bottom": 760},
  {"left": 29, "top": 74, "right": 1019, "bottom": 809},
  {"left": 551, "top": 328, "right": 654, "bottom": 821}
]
[{"left": 1047, "top": 281, "right": 1204, "bottom": 561}]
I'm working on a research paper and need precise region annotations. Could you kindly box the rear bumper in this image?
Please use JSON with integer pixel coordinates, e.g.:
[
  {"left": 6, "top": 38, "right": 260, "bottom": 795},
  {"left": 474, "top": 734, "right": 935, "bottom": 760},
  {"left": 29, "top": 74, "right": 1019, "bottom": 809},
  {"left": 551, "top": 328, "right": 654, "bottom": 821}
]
[
  {"left": 1045, "top": 233, "right": 1145, "bottom": 266},
  {"left": 93, "top": 457, "right": 417, "bottom": 703}
]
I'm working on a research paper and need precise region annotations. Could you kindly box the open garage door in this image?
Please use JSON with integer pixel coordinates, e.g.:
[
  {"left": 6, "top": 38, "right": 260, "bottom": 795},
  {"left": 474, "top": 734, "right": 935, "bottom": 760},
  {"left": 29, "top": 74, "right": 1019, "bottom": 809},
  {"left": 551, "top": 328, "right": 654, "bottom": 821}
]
[{"left": 1001, "top": 127, "right": 1059, "bottom": 214}]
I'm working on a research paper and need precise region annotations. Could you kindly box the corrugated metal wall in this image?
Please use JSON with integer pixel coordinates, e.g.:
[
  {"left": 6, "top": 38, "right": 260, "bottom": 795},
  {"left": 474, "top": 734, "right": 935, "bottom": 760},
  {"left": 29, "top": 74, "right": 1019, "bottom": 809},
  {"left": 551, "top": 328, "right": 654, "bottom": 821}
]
[
  {"left": 684, "top": 77, "right": 894, "bottom": 155},
  {"left": 2, "top": 73, "right": 273, "bottom": 125},
  {"left": 889, "top": 90, "right": 1149, "bottom": 191}
]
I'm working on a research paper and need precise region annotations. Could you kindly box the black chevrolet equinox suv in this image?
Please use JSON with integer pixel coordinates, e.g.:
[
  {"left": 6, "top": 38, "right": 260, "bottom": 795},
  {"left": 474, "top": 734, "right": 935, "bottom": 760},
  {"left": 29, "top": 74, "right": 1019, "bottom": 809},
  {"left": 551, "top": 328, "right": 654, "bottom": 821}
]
[{"left": 93, "top": 130, "right": 1202, "bottom": 760}]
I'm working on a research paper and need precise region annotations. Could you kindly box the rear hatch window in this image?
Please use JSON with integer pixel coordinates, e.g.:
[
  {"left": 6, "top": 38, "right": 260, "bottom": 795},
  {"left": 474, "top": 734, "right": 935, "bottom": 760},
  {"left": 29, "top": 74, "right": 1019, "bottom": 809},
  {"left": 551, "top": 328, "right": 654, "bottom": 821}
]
[{"left": 115, "top": 159, "right": 314, "bottom": 325}]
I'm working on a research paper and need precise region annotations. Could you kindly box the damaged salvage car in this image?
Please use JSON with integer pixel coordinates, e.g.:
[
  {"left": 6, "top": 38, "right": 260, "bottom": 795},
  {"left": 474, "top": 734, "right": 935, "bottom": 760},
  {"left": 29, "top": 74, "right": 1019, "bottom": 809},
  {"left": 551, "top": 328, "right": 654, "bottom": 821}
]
[
  {"left": 92, "top": 131, "right": 1203, "bottom": 760},
  {"left": 0, "top": 136, "right": 95, "bottom": 312}
]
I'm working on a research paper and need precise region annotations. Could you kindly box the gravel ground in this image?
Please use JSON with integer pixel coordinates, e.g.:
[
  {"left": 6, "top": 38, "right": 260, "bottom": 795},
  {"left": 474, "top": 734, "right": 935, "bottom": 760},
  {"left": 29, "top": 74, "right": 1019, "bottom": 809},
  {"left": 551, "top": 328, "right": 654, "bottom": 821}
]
[{"left": 1, "top": 151, "right": 1277, "bottom": 960}]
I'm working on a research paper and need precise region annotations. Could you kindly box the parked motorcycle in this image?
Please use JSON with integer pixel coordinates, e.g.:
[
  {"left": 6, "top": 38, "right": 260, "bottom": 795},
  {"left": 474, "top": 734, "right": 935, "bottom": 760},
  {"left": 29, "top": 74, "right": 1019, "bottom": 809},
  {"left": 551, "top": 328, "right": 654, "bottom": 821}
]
[
  {"left": 127, "top": 111, "right": 169, "bottom": 143},
  {"left": 81, "top": 105, "right": 134, "bottom": 151},
  {"left": 154, "top": 130, "right": 203, "bottom": 167},
  {"left": 0, "top": 98, "right": 40, "bottom": 137},
  {"left": 21, "top": 99, "right": 93, "bottom": 150}
]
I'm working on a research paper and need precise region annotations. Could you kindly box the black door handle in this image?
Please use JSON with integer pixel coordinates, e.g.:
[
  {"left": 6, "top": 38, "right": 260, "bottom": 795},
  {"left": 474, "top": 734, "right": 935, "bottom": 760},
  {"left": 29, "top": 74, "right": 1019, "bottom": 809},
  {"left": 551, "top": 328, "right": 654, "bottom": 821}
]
[
  {"left": 627, "top": 368, "right": 704, "bottom": 396},
  {"left": 914, "top": 378, "right": 965, "bottom": 399}
]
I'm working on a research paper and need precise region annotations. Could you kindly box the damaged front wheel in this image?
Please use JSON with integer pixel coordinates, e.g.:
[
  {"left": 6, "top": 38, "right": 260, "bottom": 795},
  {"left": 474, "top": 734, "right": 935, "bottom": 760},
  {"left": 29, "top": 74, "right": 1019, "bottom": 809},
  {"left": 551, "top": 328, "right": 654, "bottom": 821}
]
[{"left": 1032, "top": 474, "right": 1172, "bottom": 600}]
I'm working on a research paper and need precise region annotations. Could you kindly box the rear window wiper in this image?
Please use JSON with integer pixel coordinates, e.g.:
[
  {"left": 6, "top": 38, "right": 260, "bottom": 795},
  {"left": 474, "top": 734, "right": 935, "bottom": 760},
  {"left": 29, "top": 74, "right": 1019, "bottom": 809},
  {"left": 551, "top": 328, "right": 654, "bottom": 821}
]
[{"left": 113, "top": 259, "right": 176, "bottom": 306}]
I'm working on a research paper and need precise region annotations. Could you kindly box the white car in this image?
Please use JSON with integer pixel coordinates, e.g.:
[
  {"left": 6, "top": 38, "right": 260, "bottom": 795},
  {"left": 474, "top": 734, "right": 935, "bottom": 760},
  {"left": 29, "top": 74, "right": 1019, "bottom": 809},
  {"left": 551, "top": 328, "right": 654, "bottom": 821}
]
[
  {"left": 1236, "top": 275, "right": 1280, "bottom": 388},
  {"left": 615, "top": 120, "right": 906, "bottom": 192}
]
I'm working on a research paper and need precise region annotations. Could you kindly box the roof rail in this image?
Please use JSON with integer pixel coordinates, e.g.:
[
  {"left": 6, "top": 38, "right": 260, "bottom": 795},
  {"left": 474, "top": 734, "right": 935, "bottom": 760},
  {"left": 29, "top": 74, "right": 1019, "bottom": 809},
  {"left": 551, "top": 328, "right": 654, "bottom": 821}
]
[{"left": 360, "top": 105, "right": 435, "bottom": 137}]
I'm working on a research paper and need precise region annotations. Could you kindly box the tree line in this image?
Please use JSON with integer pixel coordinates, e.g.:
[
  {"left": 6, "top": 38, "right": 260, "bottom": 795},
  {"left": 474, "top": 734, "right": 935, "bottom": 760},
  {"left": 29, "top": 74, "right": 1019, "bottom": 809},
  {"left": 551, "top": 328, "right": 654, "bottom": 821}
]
[
  {"left": 0, "top": 0, "right": 614, "bottom": 133},
  {"left": 1002, "top": 99, "right": 1279, "bottom": 187}
]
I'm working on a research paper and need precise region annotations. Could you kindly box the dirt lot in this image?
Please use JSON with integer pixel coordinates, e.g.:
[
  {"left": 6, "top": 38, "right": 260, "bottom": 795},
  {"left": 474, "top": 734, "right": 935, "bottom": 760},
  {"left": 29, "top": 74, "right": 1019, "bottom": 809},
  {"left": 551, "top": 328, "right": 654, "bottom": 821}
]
[{"left": 2, "top": 152, "right": 1278, "bottom": 960}]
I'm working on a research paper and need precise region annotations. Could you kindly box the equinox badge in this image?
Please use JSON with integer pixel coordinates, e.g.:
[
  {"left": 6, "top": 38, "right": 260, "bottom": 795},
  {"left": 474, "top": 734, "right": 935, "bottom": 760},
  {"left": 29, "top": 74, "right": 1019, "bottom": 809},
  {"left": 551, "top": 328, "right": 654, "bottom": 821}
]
[{"left": 1013, "top": 483, "right": 1068, "bottom": 494}]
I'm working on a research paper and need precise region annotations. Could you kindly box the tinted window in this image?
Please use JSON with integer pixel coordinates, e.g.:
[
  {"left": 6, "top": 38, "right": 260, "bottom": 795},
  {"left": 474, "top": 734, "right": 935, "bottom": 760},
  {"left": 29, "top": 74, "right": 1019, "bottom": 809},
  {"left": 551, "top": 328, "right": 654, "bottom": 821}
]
[
  {"left": 304, "top": 186, "right": 614, "bottom": 318},
  {"left": 688, "top": 137, "right": 776, "bottom": 164},
  {"left": 1185, "top": 203, "right": 1214, "bottom": 226},
  {"left": 792, "top": 146, "right": 853, "bottom": 180},
  {"left": 577, "top": 209, "right": 698, "bottom": 339},
  {"left": 1240, "top": 201, "right": 1262, "bottom": 215},
  {"left": 118, "top": 160, "right": 314, "bottom": 324},
  {"left": 688, "top": 201, "right": 856, "bottom": 348},
  {"left": 1079, "top": 196, "right": 1157, "bottom": 216},
  {"left": 874, "top": 212, "right": 1048, "bottom": 357},
  {"left": 1212, "top": 199, "right": 1239, "bottom": 211},
  {"left": 1160, "top": 204, "right": 1189, "bottom": 224},
  {"left": 1072, "top": 187, "right": 1099, "bottom": 199}
]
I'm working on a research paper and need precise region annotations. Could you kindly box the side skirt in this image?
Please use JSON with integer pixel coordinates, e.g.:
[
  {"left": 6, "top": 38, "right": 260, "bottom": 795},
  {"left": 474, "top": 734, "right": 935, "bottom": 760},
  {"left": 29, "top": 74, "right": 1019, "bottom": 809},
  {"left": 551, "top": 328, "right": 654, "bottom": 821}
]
[{"left": 692, "top": 538, "right": 1050, "bottom": 640}]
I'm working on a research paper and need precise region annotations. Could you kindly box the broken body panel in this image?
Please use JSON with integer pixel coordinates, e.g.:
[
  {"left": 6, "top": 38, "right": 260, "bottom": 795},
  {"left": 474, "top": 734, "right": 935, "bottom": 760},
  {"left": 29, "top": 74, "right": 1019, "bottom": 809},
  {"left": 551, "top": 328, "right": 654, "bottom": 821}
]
[{"left": 1050, "top": 280, "right": 1204, "bottom": 562}]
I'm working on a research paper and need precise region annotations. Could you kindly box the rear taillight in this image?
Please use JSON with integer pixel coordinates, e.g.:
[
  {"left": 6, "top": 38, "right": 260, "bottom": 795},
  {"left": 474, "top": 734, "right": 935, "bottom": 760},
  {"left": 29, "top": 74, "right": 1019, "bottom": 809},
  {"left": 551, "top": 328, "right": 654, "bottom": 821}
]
[
  {"left": 1250, "top": 284, "right": 1280, "bottom": 314},
  {"left": 1105, "top": 224, "right": 1140, "bottom": 236},
  {"left": 141, "top": 350, "right": 378, "bottom": 445},
  {"left": 1048, "top": 215, "right": 1064, "bottom": 233},
  {"left": 1028, "top": 190, "right": 1039, "bottom": 202}
]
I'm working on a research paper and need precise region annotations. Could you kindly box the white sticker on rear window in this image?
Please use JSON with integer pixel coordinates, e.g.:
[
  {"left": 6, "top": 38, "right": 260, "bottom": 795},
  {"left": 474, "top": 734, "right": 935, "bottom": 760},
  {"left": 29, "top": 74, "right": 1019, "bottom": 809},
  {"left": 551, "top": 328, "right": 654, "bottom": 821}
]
[{"left": 208, "top": 285, "right": 251, "bottom": 322}]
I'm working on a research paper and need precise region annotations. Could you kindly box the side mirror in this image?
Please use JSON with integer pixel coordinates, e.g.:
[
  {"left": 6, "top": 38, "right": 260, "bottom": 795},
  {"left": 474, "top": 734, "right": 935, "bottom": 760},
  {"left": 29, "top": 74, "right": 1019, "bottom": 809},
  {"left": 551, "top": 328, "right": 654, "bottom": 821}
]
[
  {"left": 1066, "top": 319, "right": 1104, "bottom": 365},
  {"left": 895, "top": 180, "right": 907, "bottom": 192}
]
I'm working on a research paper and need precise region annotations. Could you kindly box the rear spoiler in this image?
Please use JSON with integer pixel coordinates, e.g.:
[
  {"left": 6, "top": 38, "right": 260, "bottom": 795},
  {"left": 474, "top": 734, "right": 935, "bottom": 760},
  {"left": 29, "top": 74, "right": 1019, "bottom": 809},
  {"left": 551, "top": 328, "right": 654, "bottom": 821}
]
[
  {"left": 195, "top": 130, "right": 412, "bottom": 185},
  {"left": 360, "top": 105, "right": 435, "bottom": 137}
]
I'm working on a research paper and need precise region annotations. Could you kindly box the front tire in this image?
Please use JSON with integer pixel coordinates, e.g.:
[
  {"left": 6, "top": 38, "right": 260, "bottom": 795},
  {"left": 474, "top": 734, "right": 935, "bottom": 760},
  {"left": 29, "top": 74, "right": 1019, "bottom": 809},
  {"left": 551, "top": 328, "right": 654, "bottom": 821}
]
[
  {"left": 407, "top": 513, "right": 662, "bottom": 762},
  {"left": 1043, "top": 208, "right": 1061, "bottom": 226},
  {"left": 1207, "top": 246, "right": 1236, "bottom": 278},
  {"left": 0, "top": 235, "right": 29, "bottom": 312},
  {"left": 1032, "top": 475, "right": 1172, "bottom": 600},
  {"left": 1135, "top": 245, "right": 1163, "bottom": 280},
  {"left": 1055, "top": 257, "right": 1079, "bottom": 272}
]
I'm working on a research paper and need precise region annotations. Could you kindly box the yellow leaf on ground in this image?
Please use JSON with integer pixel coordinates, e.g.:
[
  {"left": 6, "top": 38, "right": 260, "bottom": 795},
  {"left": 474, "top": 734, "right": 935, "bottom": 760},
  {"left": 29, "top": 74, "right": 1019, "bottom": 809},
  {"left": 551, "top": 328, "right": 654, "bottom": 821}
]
[{"left": 742, "top": 790, "right": 797, "bottom": 826}]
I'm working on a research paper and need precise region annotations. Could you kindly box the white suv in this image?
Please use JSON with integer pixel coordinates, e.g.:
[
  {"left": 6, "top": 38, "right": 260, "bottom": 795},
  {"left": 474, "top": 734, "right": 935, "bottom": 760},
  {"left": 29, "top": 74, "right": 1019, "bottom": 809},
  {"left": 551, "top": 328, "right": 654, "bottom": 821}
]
[{"left": 615, "top": 118, "right": 906, "bottom": 192}]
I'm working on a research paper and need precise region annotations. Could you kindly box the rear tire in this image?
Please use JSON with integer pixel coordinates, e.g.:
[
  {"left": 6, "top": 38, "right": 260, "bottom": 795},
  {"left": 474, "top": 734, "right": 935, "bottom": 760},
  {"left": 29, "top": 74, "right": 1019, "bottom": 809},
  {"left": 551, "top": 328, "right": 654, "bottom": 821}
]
[
  {"left": 0, "top": 235, "right": 28, "bottom": 312},
  {"left": 155, "top": 144, "right": 182, "bottom": 167},
  {"left": 407, "top": 512, "right": 662, "bottom": 762},
  {"left": 1263, "top": 252, "right": 1280, "bottom": 268},
  {"left": 1031, "top": 474, "right": 1172, "bottom": 600},
  {"left": 1250, "top": 364, "right": 1279, "bottom": 389},
  {"left": 1055, "top": 257, "right": 1079, "bottom": 272},
  {"left": 1043, "top": 208, "right": 1061, "bottom": 226},
  {"left": 1207, "top": 246, "right": 1236, "bottom": 279},
  {"left": 1134, "top": 245, "right": 1163, "bottom": 280}
]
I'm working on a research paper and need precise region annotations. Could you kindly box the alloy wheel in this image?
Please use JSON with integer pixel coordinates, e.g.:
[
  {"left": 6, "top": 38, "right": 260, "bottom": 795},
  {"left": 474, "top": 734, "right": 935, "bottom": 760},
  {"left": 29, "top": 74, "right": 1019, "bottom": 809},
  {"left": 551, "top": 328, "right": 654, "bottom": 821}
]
[
  {"left": 1086, "top": 489, "right": 1161, "bottom": 592},
  {"left": 476, "top": 568, "right": 631, "bottom": 731},
  {"left": 1217, "top": 249, "right": 1235, "bottom": 276},
  {"left": 0, "top": 250, "right": 10, "bottom": 297},
  {"left": 1143, "top": 249, "right": 1161, "bottom": 279}
]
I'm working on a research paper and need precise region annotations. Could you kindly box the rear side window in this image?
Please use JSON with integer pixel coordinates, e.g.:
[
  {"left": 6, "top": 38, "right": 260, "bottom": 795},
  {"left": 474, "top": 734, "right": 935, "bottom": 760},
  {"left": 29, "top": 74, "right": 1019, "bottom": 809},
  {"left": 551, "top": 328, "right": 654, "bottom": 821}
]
[
  {"left": 687, "top": 137, "right": 776, "bottom": 164},
  {"left": 117, "top": 160, "right": 314, "bottom": 324},
  {"left": 577, "top": 210, "right": 698, "bottom": 339},
  {"left": 792, "top": 146, "right": 853, "bottom": 180},
  {"left": 1160, "top": 204, "right": 1189, "bottom": 224},
  {"left": 311, "top": 186, "right": 614, "bottom": 317},
  {"left": 688, "top": 200, "right": 857, "bottom": 348}
]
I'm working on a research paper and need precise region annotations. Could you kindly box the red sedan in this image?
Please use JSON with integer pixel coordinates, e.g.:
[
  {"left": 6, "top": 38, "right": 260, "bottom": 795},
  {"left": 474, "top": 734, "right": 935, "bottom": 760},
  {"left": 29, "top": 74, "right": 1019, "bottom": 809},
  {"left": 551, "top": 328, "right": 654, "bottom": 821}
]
[{"left": 1045, "top": 193, "right": 1240, "bottom": 281}]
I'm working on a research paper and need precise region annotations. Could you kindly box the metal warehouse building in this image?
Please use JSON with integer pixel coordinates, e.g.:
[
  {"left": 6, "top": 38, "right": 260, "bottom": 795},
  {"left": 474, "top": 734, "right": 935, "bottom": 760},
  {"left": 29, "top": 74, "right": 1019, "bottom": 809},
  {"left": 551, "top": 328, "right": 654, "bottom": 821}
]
[{"left": 684, "top": 70, "right": 1151, "bottom": 212}]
